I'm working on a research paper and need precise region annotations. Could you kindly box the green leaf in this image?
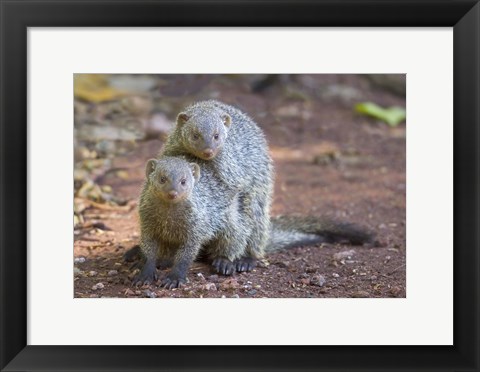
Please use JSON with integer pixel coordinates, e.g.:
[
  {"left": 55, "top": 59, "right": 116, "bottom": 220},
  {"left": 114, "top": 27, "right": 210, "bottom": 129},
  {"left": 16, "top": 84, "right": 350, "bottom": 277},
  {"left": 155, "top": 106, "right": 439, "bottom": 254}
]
[{"left": 355, "top": 102, "right": 406, "bottom": 127}]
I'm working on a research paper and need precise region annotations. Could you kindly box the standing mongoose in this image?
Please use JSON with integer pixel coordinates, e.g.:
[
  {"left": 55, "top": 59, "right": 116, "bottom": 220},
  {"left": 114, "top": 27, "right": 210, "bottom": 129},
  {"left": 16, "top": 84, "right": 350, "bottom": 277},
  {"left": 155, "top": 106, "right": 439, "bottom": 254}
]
[
  {"left": 162, "top": 100, "right": 274, "bottom": 274},
  {"left": 134, "top": 155, "right": 250, "bottom": 288},
  {"left": 133, "top": 156, "right": 373, "bottom": 288}
]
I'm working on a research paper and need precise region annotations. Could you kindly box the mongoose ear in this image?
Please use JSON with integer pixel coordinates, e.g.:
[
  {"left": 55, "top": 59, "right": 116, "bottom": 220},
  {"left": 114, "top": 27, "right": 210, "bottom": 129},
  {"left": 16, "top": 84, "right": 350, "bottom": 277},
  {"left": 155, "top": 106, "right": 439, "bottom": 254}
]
[
  {"left": 222, "top": 114, "right": 231, "bottom": 128},
  {"left": 177, "top": 113, "right": 190, "bottom": 126},
  {"left": 190, "top": 163, "right": 201, "bottom": 182},
  {"left": 145, "top": 159, "right": 157, "bottom": 178}
]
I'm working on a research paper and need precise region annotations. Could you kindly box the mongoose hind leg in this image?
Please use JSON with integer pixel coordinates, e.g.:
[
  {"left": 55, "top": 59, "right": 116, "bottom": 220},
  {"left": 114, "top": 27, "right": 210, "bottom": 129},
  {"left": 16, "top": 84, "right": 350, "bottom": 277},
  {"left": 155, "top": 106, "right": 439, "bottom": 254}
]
[
  {"left": 244, "top": 192, "right": 270, "bottom": 260},
  {"left": 209, "top": 231, "right": 248, "bottom": 276}
]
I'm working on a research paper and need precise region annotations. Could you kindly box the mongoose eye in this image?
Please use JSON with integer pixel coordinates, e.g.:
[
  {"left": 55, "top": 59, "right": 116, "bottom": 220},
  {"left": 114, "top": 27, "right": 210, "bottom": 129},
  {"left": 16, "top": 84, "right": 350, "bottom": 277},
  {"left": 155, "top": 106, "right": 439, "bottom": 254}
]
[
  {"left": 192, "top": 133, "right": 200, "bottom": 141},
  {"left": 180, "top": 178, "right": 186, "bottom": 186},
  {"left": 213, "top": 134, "right": 219, "bottom": 140},
  {"left": 159, "top": 176, "right": 167, "bottom": 184}
]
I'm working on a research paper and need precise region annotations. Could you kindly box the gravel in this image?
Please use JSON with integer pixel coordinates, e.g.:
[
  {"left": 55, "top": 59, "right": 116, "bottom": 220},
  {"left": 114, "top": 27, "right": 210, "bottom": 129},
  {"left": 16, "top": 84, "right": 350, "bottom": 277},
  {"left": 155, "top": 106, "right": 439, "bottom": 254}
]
[{"left": 310, "top": 275, "right": 326, "bottom": 287}]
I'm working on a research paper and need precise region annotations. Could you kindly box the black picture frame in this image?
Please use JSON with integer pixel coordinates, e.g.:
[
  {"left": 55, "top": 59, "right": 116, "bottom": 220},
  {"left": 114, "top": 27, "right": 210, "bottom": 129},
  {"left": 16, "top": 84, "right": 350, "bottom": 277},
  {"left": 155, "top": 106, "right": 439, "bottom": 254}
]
[{"left": 1, "top": 1, "right": 479, "bottom": 371}]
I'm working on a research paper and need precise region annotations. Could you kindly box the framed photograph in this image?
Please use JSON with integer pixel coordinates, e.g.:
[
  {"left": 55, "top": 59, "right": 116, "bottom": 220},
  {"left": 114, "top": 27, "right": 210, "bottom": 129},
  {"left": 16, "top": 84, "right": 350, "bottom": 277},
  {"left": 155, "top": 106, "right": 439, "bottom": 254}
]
[{"left": 1, "top": 1, "right": 479, "bottom": 371}]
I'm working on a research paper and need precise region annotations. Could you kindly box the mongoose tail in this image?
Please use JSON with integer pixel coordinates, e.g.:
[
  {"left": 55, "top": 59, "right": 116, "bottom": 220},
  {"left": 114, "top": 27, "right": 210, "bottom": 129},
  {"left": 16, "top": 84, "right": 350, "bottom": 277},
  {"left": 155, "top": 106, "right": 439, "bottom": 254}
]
[{"left": 267, "top": 215, "right": 375, "bottom": 252}]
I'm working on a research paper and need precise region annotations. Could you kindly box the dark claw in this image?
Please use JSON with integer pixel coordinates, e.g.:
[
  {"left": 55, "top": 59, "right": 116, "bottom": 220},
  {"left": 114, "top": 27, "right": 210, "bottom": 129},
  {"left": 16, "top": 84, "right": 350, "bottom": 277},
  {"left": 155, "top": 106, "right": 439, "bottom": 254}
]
[
  {"left": 212, "top": 257, "right": 235, "bottom": 276},
  {"left": 160, "top": 274, "right": 186, "bottom": 289},
  {"left": 235, "top": 257, "right": 257, "bottom": 273}
]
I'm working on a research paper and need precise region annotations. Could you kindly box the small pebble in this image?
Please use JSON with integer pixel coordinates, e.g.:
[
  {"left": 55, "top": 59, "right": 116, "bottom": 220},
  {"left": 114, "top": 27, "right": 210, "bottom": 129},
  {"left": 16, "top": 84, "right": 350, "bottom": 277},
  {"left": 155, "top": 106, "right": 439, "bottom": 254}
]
[
  {"left": 247, "top": 289, "right": 257, "bottom": 296},
  {"left": 74, "top": 267, "right": 83, "bottom": 276},
  {"left": 89, "top": 271, "right": 98, "bottom": 277},
  {"left": 196, "top": 273, "right": 206, "bottom": 281},
  {"left": 332, "top": 273, "right": 340, "bottom": 278},
  {"left": 91, "top": 282, "right": 104, "bottom": 290},
  {"left": 144, "top": 289, "right": 156, "bottom": 298},
  {"left": 352, "top": 290, "right": 370, "bottom": 298},
  {"left": 333, "top": 250, "right": 356, "bottom": 261},
  {"left": 231, "top": 294, "right": 240, "bottom": 298},
  {"left": 207, "top": 274, "right": 219, "bottom": 282},
  {"left": 390, "top": 286, "right": 403, "bottom": 297},
  {"left": 204, "top": 283, "right": 217, "bottom": 291},
  {"left": 74, "top": 257, "right": 86, "bottom": 264},
  {"left": 107, "top": 270, "right": 118, "bottom": 276},
  {"left": 310, "top": 275, "right": 326, "bottom": 287},
  {"left": 219, "top": 278, "right": 239, "bottom": 290}
]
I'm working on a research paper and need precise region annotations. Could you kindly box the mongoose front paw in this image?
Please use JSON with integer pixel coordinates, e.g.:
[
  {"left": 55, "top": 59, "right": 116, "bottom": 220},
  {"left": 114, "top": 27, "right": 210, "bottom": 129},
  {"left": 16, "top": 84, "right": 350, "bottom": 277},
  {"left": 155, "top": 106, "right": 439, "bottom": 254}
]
[
  {"left": 132, "top": 263, "right": 157, "bottom": 286},
  {"left": 160, "top": 273, "right": 186, "bottom": 289},
  {"left": 235, "top": 257, "right": 257, "bottom": 272},
  {"left": 212, "top": 257, "right": 235, "bottom": 276}
]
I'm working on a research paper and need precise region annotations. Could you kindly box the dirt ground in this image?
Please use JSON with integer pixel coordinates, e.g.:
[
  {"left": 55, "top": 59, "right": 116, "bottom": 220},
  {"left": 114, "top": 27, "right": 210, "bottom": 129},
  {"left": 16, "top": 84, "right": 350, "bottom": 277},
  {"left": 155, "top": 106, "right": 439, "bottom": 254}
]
[{"left": 74, "top": 74, "right": 406, "bottom": 298}]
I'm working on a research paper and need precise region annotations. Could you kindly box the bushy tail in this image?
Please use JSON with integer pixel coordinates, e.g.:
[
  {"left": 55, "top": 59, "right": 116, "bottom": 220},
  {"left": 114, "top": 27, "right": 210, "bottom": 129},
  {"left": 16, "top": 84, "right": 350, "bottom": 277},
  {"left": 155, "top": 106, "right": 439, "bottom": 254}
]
[{"left": 266, "top": 215, "right": 374, "bottom": 252}]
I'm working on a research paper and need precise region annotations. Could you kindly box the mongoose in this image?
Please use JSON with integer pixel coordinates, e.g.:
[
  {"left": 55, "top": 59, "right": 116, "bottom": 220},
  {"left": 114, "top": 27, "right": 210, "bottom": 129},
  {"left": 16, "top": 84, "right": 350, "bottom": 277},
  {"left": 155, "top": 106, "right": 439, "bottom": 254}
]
[
  {"left": 162, "top": 100, "right": 274, "bottom": 273},
  {"left": 134, "top": 155, "right": 251, "bottom": 288},
  {"left": 133, "top": 156, "right": 374, "bottom": 288}
]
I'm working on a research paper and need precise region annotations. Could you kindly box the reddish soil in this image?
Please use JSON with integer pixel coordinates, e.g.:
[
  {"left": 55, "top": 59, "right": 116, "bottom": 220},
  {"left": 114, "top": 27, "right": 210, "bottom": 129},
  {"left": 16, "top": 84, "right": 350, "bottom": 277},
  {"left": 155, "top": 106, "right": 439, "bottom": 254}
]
[{"left": 74, "top": 75, "right": 406, "bottom": 298}]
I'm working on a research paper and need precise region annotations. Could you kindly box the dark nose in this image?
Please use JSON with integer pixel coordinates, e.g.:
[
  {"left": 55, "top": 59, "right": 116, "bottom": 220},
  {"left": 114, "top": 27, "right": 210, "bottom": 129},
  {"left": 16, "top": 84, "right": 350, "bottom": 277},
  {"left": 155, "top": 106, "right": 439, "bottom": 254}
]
[
  {"left": 167, "top": 190, "right": 178, "bottom": 199},
  {"left": 203, "top": 149, "right": 214, "bottom": 158}
]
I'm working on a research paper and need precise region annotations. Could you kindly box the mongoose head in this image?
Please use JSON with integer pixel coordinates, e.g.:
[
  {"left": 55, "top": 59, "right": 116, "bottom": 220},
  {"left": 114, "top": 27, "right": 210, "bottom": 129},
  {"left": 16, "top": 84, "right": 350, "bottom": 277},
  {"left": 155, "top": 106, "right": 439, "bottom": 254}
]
[
  {"left": 145, "top": 157, "right": 200, "bottom": 204},
  {"left": 176, "top": 108, "right": 231, "bottom": 160}
]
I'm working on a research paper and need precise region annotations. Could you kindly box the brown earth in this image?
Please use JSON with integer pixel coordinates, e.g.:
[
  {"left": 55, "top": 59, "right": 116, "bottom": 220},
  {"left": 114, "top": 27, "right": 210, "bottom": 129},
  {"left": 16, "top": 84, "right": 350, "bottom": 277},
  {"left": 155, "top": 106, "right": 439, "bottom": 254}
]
[{"left": 74, "top": 74, "right": 406, "bottom": 298}]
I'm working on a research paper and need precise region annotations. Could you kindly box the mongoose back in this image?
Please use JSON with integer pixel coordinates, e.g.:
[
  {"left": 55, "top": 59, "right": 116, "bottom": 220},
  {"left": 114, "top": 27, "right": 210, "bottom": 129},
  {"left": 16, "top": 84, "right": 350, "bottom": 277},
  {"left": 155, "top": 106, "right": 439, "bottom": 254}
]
[{"left": 162, "top": 100, "right": 274, "bottom": 273}]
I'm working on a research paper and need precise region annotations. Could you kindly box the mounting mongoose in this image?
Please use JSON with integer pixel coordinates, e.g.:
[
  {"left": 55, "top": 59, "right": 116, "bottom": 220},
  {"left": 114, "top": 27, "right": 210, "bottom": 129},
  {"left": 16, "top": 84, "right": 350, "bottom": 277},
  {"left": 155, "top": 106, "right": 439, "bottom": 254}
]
[
  {"left": 133, "top": 156, "right": 374, "bottom": 288},
  {"left": 161, "top": 100, "right": 274, "bottom": 274}
]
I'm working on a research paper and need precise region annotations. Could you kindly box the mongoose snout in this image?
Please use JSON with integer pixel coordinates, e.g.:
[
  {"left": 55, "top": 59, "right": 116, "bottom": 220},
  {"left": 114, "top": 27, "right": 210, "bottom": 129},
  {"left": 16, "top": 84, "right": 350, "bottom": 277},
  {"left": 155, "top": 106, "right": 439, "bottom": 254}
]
[
  {"left": 167, "top": 190, "right": 179, "bottom": 200},
  {"left": 202, "top": 148, "right": 214, "bottom": 158}
]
